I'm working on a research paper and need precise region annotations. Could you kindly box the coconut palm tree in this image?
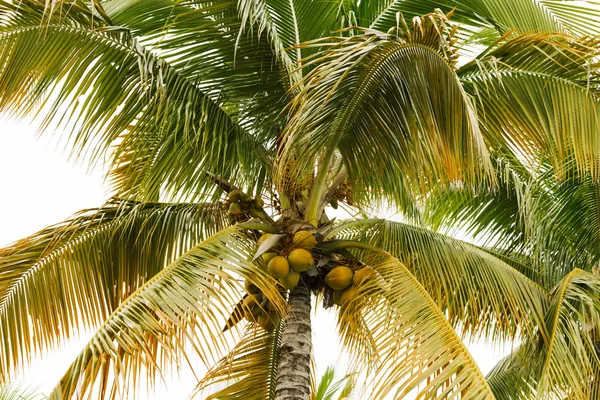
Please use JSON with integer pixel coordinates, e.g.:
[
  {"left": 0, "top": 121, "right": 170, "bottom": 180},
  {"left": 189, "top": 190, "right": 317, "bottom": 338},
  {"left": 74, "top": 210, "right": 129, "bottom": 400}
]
[{"left": 1, "top": 0, "right": 600, "bottom": 399}]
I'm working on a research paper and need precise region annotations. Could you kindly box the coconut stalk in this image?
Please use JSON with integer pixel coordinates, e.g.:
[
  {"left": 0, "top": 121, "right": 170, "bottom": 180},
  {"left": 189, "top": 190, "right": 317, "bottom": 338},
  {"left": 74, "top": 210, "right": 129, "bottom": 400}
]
[{"left": 274, "top": 283, "right": 313, "bottom": 400}]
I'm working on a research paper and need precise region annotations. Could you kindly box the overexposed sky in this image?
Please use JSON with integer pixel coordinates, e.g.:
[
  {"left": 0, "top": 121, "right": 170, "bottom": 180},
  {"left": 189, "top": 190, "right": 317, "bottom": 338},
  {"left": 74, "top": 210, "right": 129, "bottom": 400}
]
[{"left": 0, "top": 117, "right": 509, "bottom": 398}]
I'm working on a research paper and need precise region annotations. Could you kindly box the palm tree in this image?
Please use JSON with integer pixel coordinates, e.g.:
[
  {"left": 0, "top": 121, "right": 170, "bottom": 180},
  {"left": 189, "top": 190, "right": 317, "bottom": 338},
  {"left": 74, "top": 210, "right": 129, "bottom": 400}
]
[{"left": 1, "top": 0, "right": 600, "bottom": 399}]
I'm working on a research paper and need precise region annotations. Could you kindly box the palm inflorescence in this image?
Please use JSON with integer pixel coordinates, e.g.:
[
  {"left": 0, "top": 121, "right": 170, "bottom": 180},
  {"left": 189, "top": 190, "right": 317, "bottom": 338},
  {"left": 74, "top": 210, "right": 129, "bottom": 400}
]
[{"left": 2, "top": 0, "right": 600, "bottom": 399}]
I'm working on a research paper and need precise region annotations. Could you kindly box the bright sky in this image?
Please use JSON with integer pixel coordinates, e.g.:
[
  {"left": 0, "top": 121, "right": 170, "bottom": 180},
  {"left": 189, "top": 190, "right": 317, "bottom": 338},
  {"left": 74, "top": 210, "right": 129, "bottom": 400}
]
[{"left": 0, "top": 117, "right": 511, "bottom": 398}]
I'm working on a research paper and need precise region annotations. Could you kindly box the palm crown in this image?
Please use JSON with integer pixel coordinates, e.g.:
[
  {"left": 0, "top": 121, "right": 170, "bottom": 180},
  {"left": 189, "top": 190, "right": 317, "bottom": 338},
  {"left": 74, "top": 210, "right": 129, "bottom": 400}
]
[{"left": 2, "top": 0, "right": 600, "bottom": 399}]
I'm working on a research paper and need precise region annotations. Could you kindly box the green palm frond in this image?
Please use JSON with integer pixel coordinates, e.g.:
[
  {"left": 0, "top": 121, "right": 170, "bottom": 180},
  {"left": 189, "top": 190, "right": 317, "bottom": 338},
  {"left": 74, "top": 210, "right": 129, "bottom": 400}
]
[
  {"left": 330, "top": 218, "right": 547, "bottom": 340},
  {"left": 194, "top": 322, "right": 283, "bottom": 399},
  {"left": 353, "top": 0, "right": 600, "bottom": 37},
  {"left": 336, "top": 252, "right": 494, "bottom": 399},
  {"left": 313, "top": 366, "right": 355, "bottom": 400},
  {"left": 0, "top": 198, "right": 226, "bottom": 381},
  {"left": 236, "top": 0, "right": 340, "bottom": 86},
  {"left": 0, "top": 0, "right": 268, "bottom": 202},
  {"left": 48, "top": 226, "right": 287, "bottom": 399},
  {"left": 460, "top": 34, "right": 600, "bottom": 182},
  {"left": 279, "top": 11, "right": 491, "bottom": 213},
  {"left": 488, "top": 269, "right": 600, "bottom": 399},
  {"left": 0, "top": 383, "right": 44, "bottom": 400},
  {"left": 536, "top": 269, "right": 600, "bottom": 398},
  {"left": 486, "top": 346, "right": 537, "bottom": 400}
]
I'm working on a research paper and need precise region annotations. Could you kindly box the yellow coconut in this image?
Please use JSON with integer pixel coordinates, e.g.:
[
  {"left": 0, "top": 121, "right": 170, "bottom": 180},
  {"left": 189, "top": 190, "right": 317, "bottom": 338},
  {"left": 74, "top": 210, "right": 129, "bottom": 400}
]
[
  {"left": 257, "top": 233, "right": 273, "bottom": 246},
  {"left": 287, "top": 248, "right": 314, "bottom": 272},
  {"left": 258, "top": 311, "right": 281, "bottom": 332},
  {"left": 292, "top": 230, "right": 317, "bottom": 249},
  {"left": 243, "top": 295, "right": 263, "bottom": 321},
  {"left": 262, "top": 252, "right": 277, "bottom": 264},
  {"left": 353, "top": 267, "right": 376, "bottom": 287},
  {"left": 333, "top": 290, "right": 344, "bottom": 306},
  {"left": 340, "top": 287, "right": 359, "bottom": 306},
  {"left": 280, "top": 270, "right": 300, "bottom": 290},
  {"left": 267, "top": 256, "right": 290, "bottom": 279},
  {"left": 325, "top": 266, "right": 354, "bottom": 291},
  {"left": 244, "top": 279, "right": 261, "bottom": 295}
]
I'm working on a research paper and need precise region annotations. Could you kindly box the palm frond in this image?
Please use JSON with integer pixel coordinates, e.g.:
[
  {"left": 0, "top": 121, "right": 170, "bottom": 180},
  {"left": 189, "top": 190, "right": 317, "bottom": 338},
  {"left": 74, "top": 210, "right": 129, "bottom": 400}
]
[
  {"left": 0, "top": 198, "right": 226, "bottom": 381},
  {"left": 0, "top": 0, "right": 268, "bottom": 202},
  {"left": 278, "top": 11, "right": 491, "bottom": 213},
  {"left": 535, "top": 269, "right": 600, "bottom": 398},
  {"left": 236, "top": 0, "right": 340, "bottom": 85},
  {"left": 48, "top": 226, "right": 287, "bottom": 399},
  {"left": 354, "top": 0, "right": 600, "bottom": 37},
  {"left": 486, "top": 346, "right": 537, "bottom": 400},
  {"left": 336, "top": 252, "right": 494, "bottom": 399},
  {"left": 330, "top": 218, "right": 548, "bottom": 341},
  {"left": 460, "top": 33, "right": 600, "bottom": 182},
  {"left": 193, "top": 322, "right": 283, "bottom": 399},
  {"left": 313, "top": 366, "right": 355, "bottom": 400}
]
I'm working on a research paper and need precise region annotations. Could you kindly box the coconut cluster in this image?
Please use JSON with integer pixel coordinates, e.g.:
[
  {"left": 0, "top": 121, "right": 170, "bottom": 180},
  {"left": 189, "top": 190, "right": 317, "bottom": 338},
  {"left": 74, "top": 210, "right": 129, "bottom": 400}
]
[
  {"left": 241, "top": 281, "right": 281, "bottom": 332},
  {"left": 326, "top": 266, "right": 376, "bottom": 307},
  {"left": 226, "top": 189, "right": 265, "bottom": 224},
  {"left": 260, "top": 230, "right": 317, "bottom": 290}
]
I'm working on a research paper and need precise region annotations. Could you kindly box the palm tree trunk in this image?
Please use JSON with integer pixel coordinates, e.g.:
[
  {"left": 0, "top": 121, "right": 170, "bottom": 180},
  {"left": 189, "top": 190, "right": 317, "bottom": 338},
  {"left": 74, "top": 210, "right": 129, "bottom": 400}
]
[{"left": 274, "top": 283, "right": 313, "bottom": 400}]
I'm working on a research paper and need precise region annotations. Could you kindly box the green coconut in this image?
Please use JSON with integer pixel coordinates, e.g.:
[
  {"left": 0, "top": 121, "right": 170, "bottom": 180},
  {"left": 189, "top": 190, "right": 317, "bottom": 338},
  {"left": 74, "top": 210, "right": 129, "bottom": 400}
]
[
  {"left": 267, "top": 256, "right": 290, "bottom": 279},
  {"left": 280, "top": 270, "right": 300, "bottom": 290},
  {"left": 228, "top": 189, "right": 243, "bottom": 202},
  {"left": 287, "top": 248, "right": 314, "bottom": 272},
  {"left": 325, "top": 266, "right": 354, "bottom": 291},
  {"left": 292, "top": 230, "right": 317, "bottom": 249},
  {"left": 254, "top": 197, "right": 265, "bottom": 208},
  {"left": 228, "top": 202, "right": 244, "bottom": 215}
]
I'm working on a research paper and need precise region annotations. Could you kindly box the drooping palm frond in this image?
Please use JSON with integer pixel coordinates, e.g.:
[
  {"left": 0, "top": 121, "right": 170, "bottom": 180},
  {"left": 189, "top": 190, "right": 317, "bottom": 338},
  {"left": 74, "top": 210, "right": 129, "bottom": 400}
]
[
  {"left": 48, "top": 226, "right": 287, "bottom": 400},
  {"left": 0, "top": 198, "right": 226, "bottom": 381},
  {"left": 329, "top": 218, "right": 547, "bottom": 341},
  {"left": 0, "top": 0, "right": 269, "bottom": 202},
  {"left": 460, "top": 33, "right": 600, "bottom": 182},
  {"left": 487, "top": 269, "right": 600, "bottom": 399},
  {"left": 279, "top": 11, "right": 491, "bottom": 215},
  {"left": 335, "top": 252, "right": 495, "bottom": 399},
  {"left": 193, "top": 322, "right": 283, "bottom": 399}
]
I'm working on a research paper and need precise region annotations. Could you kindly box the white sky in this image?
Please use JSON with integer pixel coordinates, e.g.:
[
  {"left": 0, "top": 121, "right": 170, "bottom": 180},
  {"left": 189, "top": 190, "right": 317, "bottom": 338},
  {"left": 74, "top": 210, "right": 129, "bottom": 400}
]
[{"left": 0, "top": 117, "right": 511, "bottom": 398}]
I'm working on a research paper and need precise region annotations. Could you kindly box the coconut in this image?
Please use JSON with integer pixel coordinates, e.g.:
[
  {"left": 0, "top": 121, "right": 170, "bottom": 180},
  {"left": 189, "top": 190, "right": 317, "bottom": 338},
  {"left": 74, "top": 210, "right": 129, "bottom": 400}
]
[
  {"left": 333, "top": 290, "right": 344, "bottom": 306},
  {"left": 244, "top": 279, "right": 261, "bottom": 295},
  {"left": 258, "top": 311, "right": 281, "bottom": 332},
  {"left": 292, "top": 230, "right": 317, "bottom": 249},
  {"left": 243, "top": 295, "right": 263, "bottom": 321},
  {"left": 340, "top": 287, "right": 358, "bottom": 306},
  {"left": 287, "top": 248, "right": 314, "bottom": 272},
  {"left": 325, "top": 266, "right": 354, "bottom": 290},
  {"left": 280, "top": 270, "right": 300, "bottom": 290},
  {"left": 228, "top": 189, "right": 243, "bottom": 202},
  {"left": 257, "top": 233, "right": 272, "bottom": 246},
  {"left": 254, "top": 197, "right": 265, "bottom": 208},
  {"left": 228, "top": 202, "right": 244, "bottom": 215},
  {"left": 353, "top": 267, "right": 376, "bottom": 286},
  {"left": 262, "top": 252, "right": 277, "bottom": 264},
  {"left": 267, "top": 256, "right": 290, "bottom": 279}
]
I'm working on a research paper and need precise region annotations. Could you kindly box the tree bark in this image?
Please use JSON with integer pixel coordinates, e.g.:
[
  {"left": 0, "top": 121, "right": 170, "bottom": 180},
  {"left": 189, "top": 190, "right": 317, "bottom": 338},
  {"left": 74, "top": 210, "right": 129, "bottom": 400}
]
[{"left": 274, "top": 283, "right": 313, "bottom": 400}]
